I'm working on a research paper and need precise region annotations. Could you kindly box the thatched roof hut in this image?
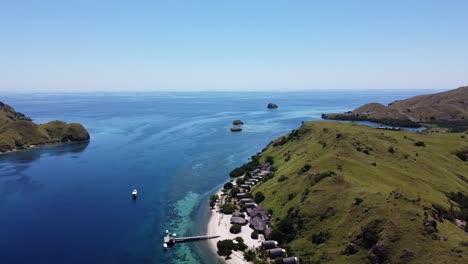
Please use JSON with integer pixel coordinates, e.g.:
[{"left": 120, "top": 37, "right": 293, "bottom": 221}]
[
  {"left": 233, "top": 211, "right": 245, "bottom": 218},
  {"left": 268, "top": 248, "right": 286, "bottom": 258},
  {"left": 240, "top": 198, "right": 253, "bottom": 204},
  {"left": 244, "top": 202, "right": 257, "bottom": 208},
  {"left": 261, "top": 162, "right": 271, "bottom": 170},
  {"left": 240, "top": 184, "right": 251, "bottom": 189},
  {"left": 261, "top": 240, "right": 278, "bottom": 249},
  {"left": 230, "top": 216, "right": 247, "bottom": 225},
  {"left": 249, "top": 206, "right": 270, "bottom": 221},
  {"left": 236, "top": 192, "right": 248, "bottom": 198},
  {"left": 282, "top": 257, "right": 299, "bottom": 264},
  {"left": 250, "top": 216, "right": 266, "bottom": 232}
]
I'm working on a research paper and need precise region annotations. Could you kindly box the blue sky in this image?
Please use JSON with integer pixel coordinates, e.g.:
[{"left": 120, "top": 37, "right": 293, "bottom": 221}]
[{"left": 1, "top": 0, "right": 467, "bottom": 92}]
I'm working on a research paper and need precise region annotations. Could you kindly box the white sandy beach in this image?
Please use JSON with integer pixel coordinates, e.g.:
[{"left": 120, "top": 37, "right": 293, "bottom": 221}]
[{"left": 206, "top": 191, "right": 262, "bottom": 264}]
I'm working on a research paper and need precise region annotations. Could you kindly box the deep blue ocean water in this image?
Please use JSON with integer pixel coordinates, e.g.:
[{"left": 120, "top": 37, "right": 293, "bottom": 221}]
[{"left": 0, "top": 90, "right": 439, "bottom": 264}]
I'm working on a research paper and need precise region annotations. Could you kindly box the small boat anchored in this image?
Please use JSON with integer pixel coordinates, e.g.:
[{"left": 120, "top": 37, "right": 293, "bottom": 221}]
[{"left": 132, "top": 189, "right": 138, "bottom": 200}]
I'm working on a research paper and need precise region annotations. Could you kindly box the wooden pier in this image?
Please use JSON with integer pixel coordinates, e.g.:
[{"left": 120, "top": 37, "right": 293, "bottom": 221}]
[{"left": 164, "top": 234, "right": 219, "bottom": 247}]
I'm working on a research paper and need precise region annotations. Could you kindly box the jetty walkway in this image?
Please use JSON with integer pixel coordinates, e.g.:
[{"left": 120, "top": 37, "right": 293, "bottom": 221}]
[{"left": 164, "top": 234, "right": 219, "bottom": 247}]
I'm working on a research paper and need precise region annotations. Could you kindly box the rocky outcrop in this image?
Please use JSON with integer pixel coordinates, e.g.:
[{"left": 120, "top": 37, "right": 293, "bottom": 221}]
[
  {"left": 368, "top": 242, "right": 389, "bottom": 264},
  {"left": 0, "top": 102, "right": 90, "bottom": 153},
  {"left": 230, "top": 126, "right": 242, "bottom": 132},
  {"left": 267, "top": 103, "right": 278, "bottom": 109}
]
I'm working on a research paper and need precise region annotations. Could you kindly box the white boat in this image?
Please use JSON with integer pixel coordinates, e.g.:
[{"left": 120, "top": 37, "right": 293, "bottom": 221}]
[{"left": 132, "top": 189, "right": 138, "bottom": 199}]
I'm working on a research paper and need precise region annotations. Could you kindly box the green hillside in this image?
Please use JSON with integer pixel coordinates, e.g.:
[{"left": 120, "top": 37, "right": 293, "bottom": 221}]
[
  {"left": 252, "top": 122, "right": 467, "bottom": 264},
  {"left": 322, "top": 86, "right": 468, "bottom": 131},
  {"left": 0, "top": 102, "right": 89, "bottom": 153}
]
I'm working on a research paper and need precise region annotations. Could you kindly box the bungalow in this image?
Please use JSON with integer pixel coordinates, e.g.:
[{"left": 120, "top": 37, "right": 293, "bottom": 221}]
[
  {"left": 240, "top": 184, "right": 251, "bottom": 190},
  {"left": 249, "top": 206, "right": 270, "bottom": 222},
  {"left": 252, "top": 168, "right": 261, "bottom": 174},
  {"left": 236, "top": 192, "right": 248, "bottom": 198},
  {"left": 282, "top": 257, "right": 299, "bottom": 264},
  {"left": 252, "top": 176, "right": 263, "bottom": 180},
  {"left": 240, "top": 198, "right": 253, "bottom": 204},
  {"left": 261, "top": 162, "right": 271, "bottom": 170},
  {"left": 249, "top": 178, "right": 259, "bottom": 183},
  {"left": 233, "top": 211, "right": 245, "bottom": 218},
  {"left": 250, "top": 216, "right": 266, "bottom": 232},
  {"left": 268, "top": 248, "right": 286, "bottom": 258},
  {"left": 230, "top": 216, "right": 247, "bottom": 225},
  {"left": 244, "top": 202, "right": 257, "bottom": 208},
  {"left": 261, "top": 240, "right": 278, "bottom": 249}
]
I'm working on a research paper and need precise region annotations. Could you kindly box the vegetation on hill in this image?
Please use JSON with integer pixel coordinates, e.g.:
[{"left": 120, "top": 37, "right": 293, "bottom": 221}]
[
  {"left": 0, "top": 102, "right": 89, "bottom": 153},
  {"left": 251, "top": 122, "right": 467, "bottom": 264},
  {"left": 322, "top": 86, "right": 468, "bottom": 131}
]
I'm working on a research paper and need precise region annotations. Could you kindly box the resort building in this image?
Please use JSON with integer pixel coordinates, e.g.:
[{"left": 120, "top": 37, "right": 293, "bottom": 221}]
[
  {"left": 250, "top": 216, "right": 267, "bottom": 232},
  {"left": 282, "top": 257, "right": 299, "bottom": 264},
  {"left": 236, "top": 192, "right": 248, "bottom": 198},
  {"left": 244, "top": 202, "right": 257, "bottom": 208},
  {"left": 249, "top": 206, "right": 270, "bottom": 222},
  {"left": 261, "top": 240, "right": 278, "bottom": 249},
  {"left": 240, "top": 198, "right": 253, "bottom": 204},
  {"left": 230, "top": 216, "right": 247, "bottom": 225},
  {"left": 268, "top": 248, "right": 286, "bottom": 258}
]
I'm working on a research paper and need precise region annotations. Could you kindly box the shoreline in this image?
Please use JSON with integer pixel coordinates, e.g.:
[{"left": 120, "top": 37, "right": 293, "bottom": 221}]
[
  {"left": 206, "top": 189, "right": 261, "bottom": 264},
  {"left": 0, "top": 140, "right": 90, "bottom": 156}
]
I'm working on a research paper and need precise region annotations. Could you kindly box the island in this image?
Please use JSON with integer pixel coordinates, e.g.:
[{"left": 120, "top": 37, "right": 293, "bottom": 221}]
[
  {"left": 0, "top": 102, "right": 90, "bottom": 153},
  {"left": 230, "top": 126, "right": 242, "bottom": 132},
  {"left": 322, "top": 86, "right": 468, "bottom": 132},
  {"left": 233, "top": 120, "right": 244, "bottom": 125},
  {"left": 267, "top": 103, "right": 278, "bottom": 109},
  {"left": 209, "top": 121, "right": 468, "bottom": 263}
]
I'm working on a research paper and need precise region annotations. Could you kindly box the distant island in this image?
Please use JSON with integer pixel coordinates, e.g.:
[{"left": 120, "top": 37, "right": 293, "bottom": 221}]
[
  {"left": 322, "top": 86, "right": 468, "bottom": 131},
  {"left": 267, "top": 103, "right": 278, "bottom": 109},
  {"left": 230, "top": 126, "right": 242, "bottom": 132},
  {"left": 0, "top": 102, "right": 90, "bottom": 153},
  {"left": 233, "top": 120, "right": 244, "bottom": 125}
]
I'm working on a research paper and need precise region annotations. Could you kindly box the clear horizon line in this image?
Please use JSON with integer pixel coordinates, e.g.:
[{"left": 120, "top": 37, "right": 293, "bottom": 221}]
[{"left": 0, "top": 87, "right": 454, "bottom": 94}]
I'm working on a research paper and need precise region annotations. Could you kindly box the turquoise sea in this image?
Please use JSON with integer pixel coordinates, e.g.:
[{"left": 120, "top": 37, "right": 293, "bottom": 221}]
[{"left": 0, "top": 90, "right": 438, "bottom": 264}]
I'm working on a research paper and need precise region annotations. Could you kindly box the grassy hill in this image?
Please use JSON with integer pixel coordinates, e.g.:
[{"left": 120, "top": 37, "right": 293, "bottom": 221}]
[
  {"left": 0, "top": 102, "right": 89, "bottom": 153},
  {"left": 252, "top": 122, "right": 467, "bottom": 264},
  {"left": 322, "top": 86, "right": 468, "bottom": 131}
]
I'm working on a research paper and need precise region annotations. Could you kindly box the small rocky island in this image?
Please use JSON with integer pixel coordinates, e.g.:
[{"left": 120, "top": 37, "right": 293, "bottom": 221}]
[
  {"left": 0, "top": 102, "right": 90, "bottom": 153},
  {"left": 231, "top": 119, "right": 244, "bottom": 132},
  {"left": 267, "top": 103, "right": 278, "bottom": 109},
  {"left": 232, "top": 119, "right": 244, "bottom": 125},
  {"left": 230, "top": 126, "right": 242, "bottom": 132}
]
